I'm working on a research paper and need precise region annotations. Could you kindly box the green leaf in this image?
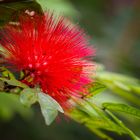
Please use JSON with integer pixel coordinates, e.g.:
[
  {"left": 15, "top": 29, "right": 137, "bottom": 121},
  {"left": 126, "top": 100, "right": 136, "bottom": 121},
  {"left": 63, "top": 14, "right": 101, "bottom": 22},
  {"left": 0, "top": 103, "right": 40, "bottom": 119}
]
[
  {"left": 113, "top": 81, "right": 131, "bottom": 91},
  {"left": 131, "top": 85, "right": 140, "bottom": 94},
  {"left": 96, "top": 72, "right": 140, "bottom": 85},
  {"left": 37, "top": 92, "right": 64, "bottom": 125},
  {"left": 0, "top": 77, "right": 28, "bottom": 88},
  {"left": 0, "top": 67, "right": 28, "bottom": 88},
  {"left": 96, "top": 72, "right": 140, "bottom": 106},
  {"left": 20, "top": 88, "right": 37, "bottom": 107},
  {"left": 67, "top": 100, "right": 127, "bottom": 139},
  {"left": 102, "top": 103, "right": 140, "bottom": 119},
  {"left": 87, "top": 81, "right": 106, "bottom": 97},
  {"left": 106, "top": 110, "right": 140, "bottom": 140}
]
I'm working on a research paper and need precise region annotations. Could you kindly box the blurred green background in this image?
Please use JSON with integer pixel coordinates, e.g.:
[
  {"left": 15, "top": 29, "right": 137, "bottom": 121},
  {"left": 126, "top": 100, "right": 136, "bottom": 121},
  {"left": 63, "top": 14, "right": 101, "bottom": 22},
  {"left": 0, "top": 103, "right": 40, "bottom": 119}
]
[{"left": 0, "top": 0, "right": 140, "bottom": 140}]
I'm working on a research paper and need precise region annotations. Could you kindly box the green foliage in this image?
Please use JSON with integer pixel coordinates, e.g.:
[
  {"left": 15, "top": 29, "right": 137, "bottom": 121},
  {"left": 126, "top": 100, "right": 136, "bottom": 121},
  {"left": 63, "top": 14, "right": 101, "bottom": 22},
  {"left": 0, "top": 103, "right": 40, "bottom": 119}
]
[
  {"left": 0, "top": 77, "right": 28, "bottom": 88},
  {"left": 0, "top": 67, "right": 64, "bottom": 125},
  {"left": 0, "top": 65, "right": 140, "bottom": 139},
  {"left": 105, "top": 110, "right": 140, "bottom": 140},
  {"left": 19, "top": 86, "right": 65, "bottom": 125},
  {"left": 66, "top": 100, "right": 125, "bottom": 140},
  {"left": 0, "top": 67, "right": 28, "bottom": 89},
  {"left": 38, "top": 92, "right": 64, "bottom": 125},
  {"left": 67, "top": 99, "right": 140, "bottom": 140},
  {"left": 66, "top": 70, "right": 140, "bottom": 140},
  {"left": 96, "top": 71, "right": 140, "bottom": 106},
  {"left": 103, "top": 103, "right": 140, "bottom": 120},
  {"left": 20, "top": 88, "right": 38, "bottom": 107},
  {"left": 87, "top": 81, "right": 106, "bottom": 97},
  {"left": 0, "top": 67, "right": 32, "bottom": 121}
]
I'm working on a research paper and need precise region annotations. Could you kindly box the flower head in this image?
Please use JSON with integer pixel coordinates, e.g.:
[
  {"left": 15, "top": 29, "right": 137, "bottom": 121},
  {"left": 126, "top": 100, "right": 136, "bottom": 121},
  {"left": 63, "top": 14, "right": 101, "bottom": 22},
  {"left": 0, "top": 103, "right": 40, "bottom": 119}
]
[{"left": 0, "top": 12, "right": 95, "bottom": 108}]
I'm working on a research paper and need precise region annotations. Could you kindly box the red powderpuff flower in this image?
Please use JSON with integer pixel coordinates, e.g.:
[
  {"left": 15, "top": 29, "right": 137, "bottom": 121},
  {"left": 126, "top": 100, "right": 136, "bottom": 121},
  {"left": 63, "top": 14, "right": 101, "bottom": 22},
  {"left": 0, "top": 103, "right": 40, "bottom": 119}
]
[{"left": 0, "top": 12, "right": 95, "bottom": 108}]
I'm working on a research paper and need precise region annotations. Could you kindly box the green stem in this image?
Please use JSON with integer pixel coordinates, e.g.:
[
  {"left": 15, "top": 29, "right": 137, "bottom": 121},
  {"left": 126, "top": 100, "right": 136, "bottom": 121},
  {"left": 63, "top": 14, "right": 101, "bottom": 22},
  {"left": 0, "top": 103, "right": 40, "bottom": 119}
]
[{"left": 106, "top": 110, "right": 140, "bottom": 140}]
